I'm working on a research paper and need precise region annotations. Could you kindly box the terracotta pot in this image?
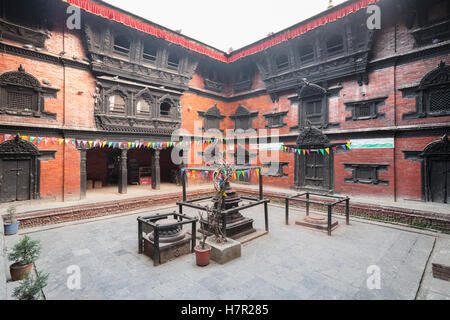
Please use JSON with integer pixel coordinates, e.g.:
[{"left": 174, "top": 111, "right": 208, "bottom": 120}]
[
  {"left": 10, "top": 262, "right": 33, "bottom": 281},
  {"left": 194, "top": 244, "right": 211, "bottom": 267}
]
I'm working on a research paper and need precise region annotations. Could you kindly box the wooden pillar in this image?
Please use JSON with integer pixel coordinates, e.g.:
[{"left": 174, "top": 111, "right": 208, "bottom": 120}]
[
  {"left": 80, "top": 149, "right": 87, "bottom": 199},
  {"left": 152, "top": 149, "right": 160, "bottom": 190},
  {"left": 119, "top": 149, "right": 128, "bottom": 194}
]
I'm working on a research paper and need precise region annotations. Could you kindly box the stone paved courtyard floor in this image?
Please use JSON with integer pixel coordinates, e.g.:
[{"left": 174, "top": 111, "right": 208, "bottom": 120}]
[{"left": 4, "top": 203, "right": 450, "bottom": 300}]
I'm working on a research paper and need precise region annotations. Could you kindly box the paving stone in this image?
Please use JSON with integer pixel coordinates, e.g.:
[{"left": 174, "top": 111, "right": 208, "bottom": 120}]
[{"left": 4, "top": 204, "right": 441, "bottom": 300}]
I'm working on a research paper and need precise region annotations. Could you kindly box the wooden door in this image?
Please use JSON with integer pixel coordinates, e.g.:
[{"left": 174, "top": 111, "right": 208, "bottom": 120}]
[
  {"left": 16, "top": 160, "right": 31, "bottom": 201},
  {"left": 429, "top": 159, "right": 450, "bottom": 203},
  {"left": 305, "top": 153, "right": 324, "bottom": 188},
  {"left": 0, "top": 160, "right": 31, "bottom": 202}
]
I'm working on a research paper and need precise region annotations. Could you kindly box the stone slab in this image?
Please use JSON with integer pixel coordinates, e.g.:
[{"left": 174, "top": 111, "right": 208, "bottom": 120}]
[{"left": 206, "top": 237, "right": 241, "bottom": 264}]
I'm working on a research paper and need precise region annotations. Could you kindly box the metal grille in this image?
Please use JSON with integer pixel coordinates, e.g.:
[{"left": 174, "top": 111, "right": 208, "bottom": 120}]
[
  {"left": 7, "top": 91, "right": 33, "bottom": 110},
  {"left": 429, "top": 89, "right": 450, "bottom": 113}
]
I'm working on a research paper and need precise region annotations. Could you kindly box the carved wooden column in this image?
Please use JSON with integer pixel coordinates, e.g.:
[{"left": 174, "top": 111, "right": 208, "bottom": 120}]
[
  {"left": 119, "top": 149, "right": 128, "bottom": 194},
  {"left": 80, "top": 149, "right": 87, "bottom": 199},
  {"left": 152, "top": 149, "right": 160, "bottom": 190}
]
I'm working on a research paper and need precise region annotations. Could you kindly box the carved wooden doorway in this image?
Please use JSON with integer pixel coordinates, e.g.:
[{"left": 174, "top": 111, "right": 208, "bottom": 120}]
[
  {"left": 0, "top": 136, "right": 40, "bottom": 203},
  {"left": 423, "top": 135, "right": 450, "bottom": 204}
]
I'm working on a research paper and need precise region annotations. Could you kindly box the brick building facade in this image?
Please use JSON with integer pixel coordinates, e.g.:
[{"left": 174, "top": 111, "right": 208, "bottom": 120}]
[{"left": 0, "top": 0, "right": 449, "bottom": 204}]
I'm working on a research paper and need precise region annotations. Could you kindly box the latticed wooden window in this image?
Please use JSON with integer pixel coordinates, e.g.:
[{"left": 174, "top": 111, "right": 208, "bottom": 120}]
[
  {"left": 109, "top": 94, "right": 126, "bottom": 113},
  {"left": 428, "top": 87, "right": 450, "bottom": 115},
  {"left": 7, "top": 90, "right": 34, "bottom": 111}
]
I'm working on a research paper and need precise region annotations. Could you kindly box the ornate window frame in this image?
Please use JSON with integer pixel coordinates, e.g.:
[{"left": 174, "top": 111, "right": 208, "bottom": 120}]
[
  {"left": 344, "top": 163, "right": 389, "bottom": 186},
  {"left": 264, "top": 110, "right": 288, "bottom": 129},
  {"left": 230, "top": 105, "right": 258, "bottom": 131},
  {"left": 402, "top": 61, "right": 450, "bottom": 120},
  {"left": 345, "top": 97, "right": 387, "bottom": 121},
  {"left": 0, "top": 65, "right": 56, "bottom": 119},
  {"left": 198, "top": 104, "right": 225, "bottom": 132}
]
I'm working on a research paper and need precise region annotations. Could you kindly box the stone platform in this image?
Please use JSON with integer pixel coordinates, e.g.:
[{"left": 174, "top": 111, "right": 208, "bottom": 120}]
[
  {"left": 295, "top": 215, "right": 338, "bottom": 232},
  {"left": 206, "top": 237, "right": 241, "bottom": 265}
]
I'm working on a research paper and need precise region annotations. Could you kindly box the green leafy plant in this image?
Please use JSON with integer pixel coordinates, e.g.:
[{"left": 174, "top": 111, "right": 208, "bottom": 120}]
[
  {"left": 8, "top": 235, "right": 41, "bottom": 266},
  {"left": 12, "top": 271, "right": 49, "bottom": 300},
  {"left": 4, "top": 205, "right": 17, "bottom": 224}
]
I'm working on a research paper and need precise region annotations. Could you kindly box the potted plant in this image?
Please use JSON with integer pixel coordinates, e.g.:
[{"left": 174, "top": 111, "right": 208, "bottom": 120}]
[
  {"left": 12, "top": 271, "right": 49, "bottom": 300},
  {"left": 194, "top": 211, "right": 211, "bottom": 267},
  {"left": 8, "top": 235, "right": 41, "bottom": 281},
  {"left": 3, "top": 205, "right": 19, "bottom": 235}
]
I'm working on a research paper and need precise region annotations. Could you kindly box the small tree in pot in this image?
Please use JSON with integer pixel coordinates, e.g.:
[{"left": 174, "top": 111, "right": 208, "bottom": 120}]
[
  {"left": 12, "top": 271, "right": 49, "bottom": 300},
  {"left": 3, "top": 205, "right": 19, "bottom": 235},
  {"left": 8, "top": 235, "right": 41, "bottom": 281}
]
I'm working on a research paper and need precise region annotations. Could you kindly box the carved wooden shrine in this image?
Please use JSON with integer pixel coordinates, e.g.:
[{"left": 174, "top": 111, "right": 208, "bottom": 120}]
[{"left": 137, "top": 212, "right": 197, "bottom": 266}]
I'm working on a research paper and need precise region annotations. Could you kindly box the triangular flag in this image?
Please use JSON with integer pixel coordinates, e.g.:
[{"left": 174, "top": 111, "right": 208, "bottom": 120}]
[
  {"left": 88, "top": 141, "right": 93, "bottom": 148},
  {"left": 37, "top": 137, "right": 43, "bottom": 144},
  {"left": 59, "top": 139, "right": 64, "bottom": 145},
  {"left": 30, "top": 137, "right": 36, "bottom": 142},
  {"left": 22, "top": 136, "right": 28, "bottom": 140},
  {"left": 306, "top": 149, "right": 310, "bottom": 155},
  {"left": 325, "top": 148, "right": 330, "bottom": 154},
  {"left": 4, "top": 134, "right": 11, "bottom": 140},
  {"left": 320, "top": 149, "right": 324, "bottom": 155},
  {"left": 65, "top": 139, "right": 70, "bottom": 144}
]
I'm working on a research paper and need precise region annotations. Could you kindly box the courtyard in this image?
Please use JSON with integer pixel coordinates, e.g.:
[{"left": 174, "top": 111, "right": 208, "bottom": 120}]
[{"left": 4, "top": 203, "right": 450, "bottom": 300}]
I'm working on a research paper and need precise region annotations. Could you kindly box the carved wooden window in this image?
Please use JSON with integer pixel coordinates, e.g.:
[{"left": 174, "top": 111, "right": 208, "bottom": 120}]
[
  {"left": 299, "top": 44, "right": 314, "bottom": 64},
  {"left": 205, "top": 117, "right": 220, "bottom": 131},
  {"left": 262, "top": 162, "right": 289, "bottom": 177},
  {"left": 304, "top": 99, "right": 323, "bottom": 126},
  {"left": 345, "top": 97, "right": 386, "bottom": 121},
  {"left": 160, "top": 101, "right": 171, "bottom": 117},
  {"left": 427, "top": 87, "right": 450, "bottom": 115},
  {"left": 0, "top": 66, "right": 56, "bottom": 118},
  {"left": 344, "top": 164, "right": 389, "bottom": 185},
  {"left": 167, "top": 53, "right": 179, "bottom": 70},
  {"left": 113, "top": 35, "right": 130, "bottom": 55},
  {"left": 326, "top": 35, "right": 344, "bottom": 56},
  {"left": 109, "top": 94, "right": 126, "bottom": 113},
  {"left": 235, "top": 116, "right": 250, "bottom": 130},
  {"left": 136, "top": 97, "right": 151, "bottom": 114},
  {"left": 403, "top": 62, "right": 450, "bottom": 119},
  {"left": 143, "top": 41, "right": 157, "bottom": 62},
  {"left": 264, "top": 111, "right": 288, "bottom": 129},
  {"left": 276, "top": 54, "right": 289, "bottom": 71}
]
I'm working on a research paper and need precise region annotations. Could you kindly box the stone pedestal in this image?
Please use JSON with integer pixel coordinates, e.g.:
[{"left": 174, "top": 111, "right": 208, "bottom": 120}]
[
  {"left": 295, "top": 215, "right": 338, "bottom": 231},
  {"left": 143, "top": 236, "right": 191, "bottom": 265},
  {"left": 206, "top": 237, "right": 241, "bottom": 264},
  {"left": 142, "top": 218, "right": 191, "bottom": 265},
  {"left": 201, "top": 180, "right": 255, "bottom": 239}
]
